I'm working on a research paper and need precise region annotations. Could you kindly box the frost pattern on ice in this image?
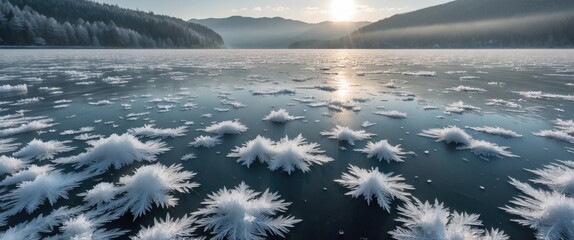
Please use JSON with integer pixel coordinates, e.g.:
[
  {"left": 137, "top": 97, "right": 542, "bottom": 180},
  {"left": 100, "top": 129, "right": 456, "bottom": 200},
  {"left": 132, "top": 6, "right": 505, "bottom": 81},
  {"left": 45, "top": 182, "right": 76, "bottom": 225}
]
[
  {"left": 0, "top": 170, "right": 87, "bottom": 216},
  {"left": 528, "top": 160, "right": 574, "bottom": 195},
  {"left": 320, "top": 125, "right": 376, "bottom": 145},
  {"left": 55, "top": 133, "right": 170, "bottom": 174},
  {"left": 128, "top": 124, "right": 188, "bottom": 138},
  {"left": 12, "top": 139, "right": 75, "bottom": 161},
  {"left": 131, "top": 213, "right": 200, "bottom": 240},
  {"left": 262, "top": 109, "right": 304, "bottom": 123},
  {"left": 419, "top": 126, "right": 473, "bottom": 145},
  {"left": 267, "top": 134, "right": 333, "bottom": 174},
  {"left": 0, "top": 155, "right": 27, "bottom": 175},
  {"left": 104, "top": 164, "right": 198, "bottom": 219},
  {"left": 502, "top": 178, "right": 574, "bottom": 240},
  {"left": 457, "top": 140, "right": 518, "bottom": 159},
  {"left": 468, "top": 126, "right": 522, "bottom": 138},
  {"left": 201, "top": 120, "right": 248, "bottom": 135},
  {"left": 335, "top": 165, "right": 412, "bottom": 212},
  {"left": 390, "top": 198, "right": 509, "bottom": 240},
  {"left": 355, "top": 140, "right": 412, "bottom": 163},
  {"left": 189, "top": 135, "right": 222, "bottom": 148},
  {"left": 227, "top": 135, "right": 276, "bottom": 167},
  {"left": 194, "top": 182, "right": 301, "bottom": 240},
  {"left": 374, "top": 110, "right": 408, "bottom": 119}
]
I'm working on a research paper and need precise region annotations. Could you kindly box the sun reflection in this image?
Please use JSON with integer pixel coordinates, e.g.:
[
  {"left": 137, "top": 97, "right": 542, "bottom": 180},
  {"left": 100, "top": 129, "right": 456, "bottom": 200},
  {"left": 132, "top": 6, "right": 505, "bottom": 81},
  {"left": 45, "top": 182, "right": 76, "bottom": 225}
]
[{"left": 336, "top": 75, "right": 350, "bottom": 100}]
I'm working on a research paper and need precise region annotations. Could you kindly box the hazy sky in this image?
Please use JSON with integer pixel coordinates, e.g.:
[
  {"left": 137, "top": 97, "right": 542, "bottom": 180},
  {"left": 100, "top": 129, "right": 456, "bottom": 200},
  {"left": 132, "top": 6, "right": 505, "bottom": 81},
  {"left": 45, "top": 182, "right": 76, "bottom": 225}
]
[{"left": 93, "top": 0, "right": 452, "bottom": 23}]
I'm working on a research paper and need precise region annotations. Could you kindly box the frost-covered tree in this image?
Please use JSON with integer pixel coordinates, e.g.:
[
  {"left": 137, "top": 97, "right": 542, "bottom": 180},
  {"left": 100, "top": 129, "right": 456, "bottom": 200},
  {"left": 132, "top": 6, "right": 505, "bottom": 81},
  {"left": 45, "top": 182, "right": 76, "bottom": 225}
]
[
  {"left": 502, "top": 178, "right": 574, "bottom": 240},
  {"left": 194, "top": 182, "right": 301, "bottom": 240},
  {"left": 390, "top": 198, "right": 509, "bottom": 240},
  {"left": 335, "top": 165, "right": 413, "bottom": 212}
]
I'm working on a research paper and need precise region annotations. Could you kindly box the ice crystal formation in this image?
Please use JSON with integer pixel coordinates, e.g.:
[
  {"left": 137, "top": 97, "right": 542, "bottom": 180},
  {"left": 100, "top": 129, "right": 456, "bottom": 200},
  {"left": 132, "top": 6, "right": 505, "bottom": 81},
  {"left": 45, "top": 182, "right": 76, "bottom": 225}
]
[
  {"left": 262, "top": 109, "right": 304, "bottom": 123},
  {"left": 502, "top": 178, "right": 574, "bottom": 240},
  {"left": 0, "top": 170, "right": 87, "bottom": 215},
  {"left": 227, "top": 135, "right": 276, "bottom": 167},
  {"left": 320, "top": 125, "right": 376, "bottom": 145},
  {"left": 0, "top": 138, "right": 20, "bottom": 154},
  {"left": 0, "top": 156, "right": 27, "bottom": 175},
  {"left": 528, "top": 160, "right": 574, "bottom": 195},
  {"left": 128, "top": 124, "right": 188, "bottom": 138},
  {"left": 419, "top": 126, "right": 473, "bottom": 145},
  {"left": 355, "top": 140, "right": 412, "bottom": 163},
  {"left": 457, "top": 140, "right": 518, "bottom": 159},
  {"left": 374, "top": 110, "right": 408, "bottom": 119},
  {"left": 390, "top": 198, "right": 509, "bottom": 240},
  {"left": 267, "top": 134, "right": 333, "bottom": 174},
  {"left": 131, "top": 213, "right": 199, "bottom": 240},
  {"left": 12, "top": 139, "right": 75, "bottom": 161},
  {"left": 55, "top": 133, "right": 170, "bottom": 174},
  {"left": 107, "top": 163, "right": 198, "bottom": 219},
  {"left": 202, "top": 120, "right": 248, "bottom": 135},
  {"left": 194, "top": 182, "right": 301, "bottom": 240},
  {"left": 189, "top": 135, "right": 222, "bottom": 148},
  {"left": 335, "top": 165, "right": 412, "bottom": 212},
  {"left": 78, "top": 182, "right": 121, "bottom": 207},
  {"left": 468, "top": 126, "right": 522, "bottom": 138}
]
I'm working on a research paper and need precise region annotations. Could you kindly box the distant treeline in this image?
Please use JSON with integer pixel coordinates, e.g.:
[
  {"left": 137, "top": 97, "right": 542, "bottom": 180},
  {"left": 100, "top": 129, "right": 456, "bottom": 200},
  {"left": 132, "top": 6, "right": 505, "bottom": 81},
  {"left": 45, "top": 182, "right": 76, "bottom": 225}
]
[{"left": 0, "top": 0, "right": 224, "bottom": 48}]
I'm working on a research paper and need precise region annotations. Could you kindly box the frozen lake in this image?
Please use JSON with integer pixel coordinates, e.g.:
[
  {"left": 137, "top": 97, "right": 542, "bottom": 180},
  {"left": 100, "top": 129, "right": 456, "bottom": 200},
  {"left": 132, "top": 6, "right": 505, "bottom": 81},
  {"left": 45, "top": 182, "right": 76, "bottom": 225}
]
[{"left": 0, "top": 49, "right": 573, "bottom": 239}]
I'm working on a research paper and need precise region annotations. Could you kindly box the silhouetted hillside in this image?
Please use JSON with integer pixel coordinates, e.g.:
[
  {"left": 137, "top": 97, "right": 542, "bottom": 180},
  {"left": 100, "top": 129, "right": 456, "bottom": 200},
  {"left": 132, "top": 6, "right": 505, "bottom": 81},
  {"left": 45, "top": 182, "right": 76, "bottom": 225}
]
[
  {"left": 291, "top": 0, "right": 574, "bottom": 48},
  {"left": 189, "top": 16, "right": 369, "bottom": 48}
]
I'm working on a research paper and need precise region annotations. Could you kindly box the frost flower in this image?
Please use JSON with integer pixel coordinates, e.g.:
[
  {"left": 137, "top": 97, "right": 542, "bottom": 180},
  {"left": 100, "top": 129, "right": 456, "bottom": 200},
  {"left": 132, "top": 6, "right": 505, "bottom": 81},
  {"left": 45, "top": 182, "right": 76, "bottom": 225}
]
[
  {"left": 194, "top": 182, "right": 301, "bottom": 240},
  {"left": 335, "top": 165, "right": 412, "bottom": 212},
  {"left": 355, "top": 140, "right": 412, "bottom": 163},
  {"left": 320, "top": 125, "right": 376, "bottom": 145}
]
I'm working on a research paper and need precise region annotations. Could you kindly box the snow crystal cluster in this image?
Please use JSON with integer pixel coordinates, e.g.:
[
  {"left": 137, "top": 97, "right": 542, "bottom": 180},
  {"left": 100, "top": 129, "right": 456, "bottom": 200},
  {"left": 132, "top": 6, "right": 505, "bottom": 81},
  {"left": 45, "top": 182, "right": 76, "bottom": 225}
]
[
  {"left": 12, "top": 139, "right": 75, "bottom": 161},
  {"left": 189, "top": 135, "right": 222, "bottom": 148},
  {"left": 419, "top": 126, "right": 518, "bottom": 159},
  {"left": 201, "top": 120, "right": 248, "bottom": 135},
  {"left": 534, "top": 119, "right": 574, "bottom": 144},
  {"left": 390, "top": 198, "right": 509, "bottom": 240},
  {"left": 468, "top": 126, "right": 522, "bottom": 138},
  {"left": 128, "top": 124, "right": 187, "bottom": 138},
  {"left": 320, "top": 125, "right": 376, "bottom": 145},
  {"left": 228, "top": 134, "right": 333, "bottom": 174},
  {"left": 502, "top": 178, "right": 574, "bottom": 240},
  {"left": 335, "top": 165, "right": 412, "bottom": 212},
  {"left": 374, "top": 110, "right": 408, "bottom": 119},
  {"left": 355, "top": 140, "right": 413, "bottom": 163},
  {"left": 263, "top": 109, "right": 304, "bottom": 123},
  {"left": 194, "top": 182, "right": 301, "bottom": 240},
  {"left": 55, "top": 133, "right": 170, "bottom": 174}
]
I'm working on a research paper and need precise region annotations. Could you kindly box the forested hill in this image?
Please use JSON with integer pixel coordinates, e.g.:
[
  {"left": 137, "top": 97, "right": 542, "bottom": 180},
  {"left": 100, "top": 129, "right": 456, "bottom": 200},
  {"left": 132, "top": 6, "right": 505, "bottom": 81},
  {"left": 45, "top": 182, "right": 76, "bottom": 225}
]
[
  {"left": 0, "top": 0, "right": 224, "bottom": 48},
  {"left": 291, "top": 0, "right": 574, "bottom": 49}
]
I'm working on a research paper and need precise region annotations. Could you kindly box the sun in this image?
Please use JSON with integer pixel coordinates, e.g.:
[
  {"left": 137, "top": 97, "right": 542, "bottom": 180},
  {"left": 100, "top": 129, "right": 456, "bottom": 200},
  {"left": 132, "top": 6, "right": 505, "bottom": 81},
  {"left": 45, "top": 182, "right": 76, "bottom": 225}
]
[{"left": 330, "top": 0, "right": 356, "bottom": 22}]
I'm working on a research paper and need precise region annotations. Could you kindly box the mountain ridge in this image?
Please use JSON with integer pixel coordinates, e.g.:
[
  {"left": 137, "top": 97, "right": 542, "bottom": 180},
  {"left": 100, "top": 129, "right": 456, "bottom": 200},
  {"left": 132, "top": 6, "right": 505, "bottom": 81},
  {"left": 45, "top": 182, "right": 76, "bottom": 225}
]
[
  {"left": 291, "top": 0, "right": 574, "bottom": 48},
  {"left": 189, "top": 16, "right": 370, "bottom": 49}
]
